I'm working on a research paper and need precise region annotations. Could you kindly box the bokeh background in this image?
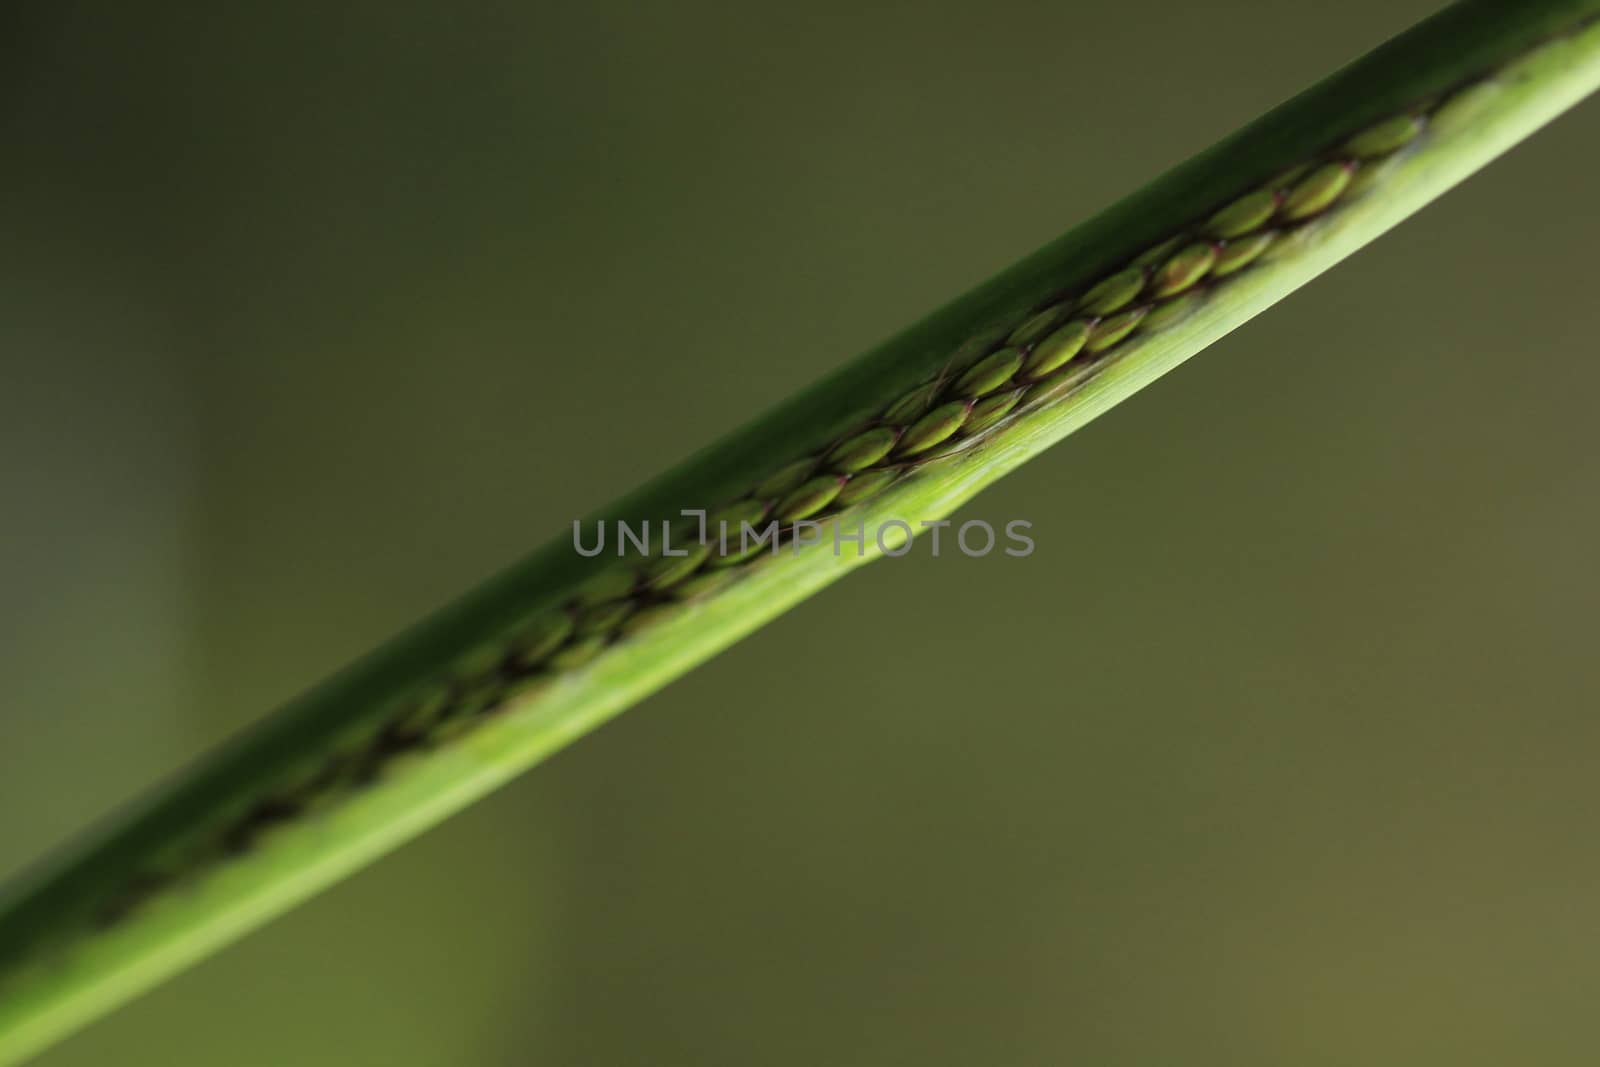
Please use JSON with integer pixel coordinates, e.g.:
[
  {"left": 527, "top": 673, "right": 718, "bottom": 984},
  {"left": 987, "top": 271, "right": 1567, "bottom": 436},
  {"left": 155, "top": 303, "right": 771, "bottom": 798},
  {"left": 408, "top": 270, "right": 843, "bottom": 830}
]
[{"left": 4, "top": 1, "right": 1600, "bottom": 1063}]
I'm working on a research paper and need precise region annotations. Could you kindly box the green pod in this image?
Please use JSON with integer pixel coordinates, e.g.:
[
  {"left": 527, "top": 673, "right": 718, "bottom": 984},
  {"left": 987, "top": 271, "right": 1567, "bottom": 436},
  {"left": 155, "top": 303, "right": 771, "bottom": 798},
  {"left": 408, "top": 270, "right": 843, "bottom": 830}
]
[
  {"left": 962, "top": 389, "right": 1023, "bottom": 436},
  {"left": 1281, "top": 161, "right": 1357, "bottom": 221},
  {"left": 642, "top": 540, "right": 711, "bottom": 591},
  {"left": 705, "top": 500, "right": 771, "bottom": 563},
  {"left": 881, "top": 381, "right": 940, "bottom": 424},
  {"left": 1005, "top": 305, "right": 1068, "bottom": 347},
  {"left": 1212, "top": 230, "right": 1277, "bottom": 276},
  {"left": 507, "top": 612, "right": 575, "bottom": 668},
  {"left": 666, "top": 567, "right": 741, "bottom": 601},
  {"left": 392, "top": 686, "right": 452, "bottom": 738},
  {"left": 753, "top": 457, "right": 818, "bottom": 500},
  {"left": 1140, "top": 290, "right": 1205, "bottom": 331},
  {"left": 833, "top": 468, "right": 899, "bottom": 507},
  {"left": 1084, "top": 306, "right": 1150, "bottom": 353},
  {"left": 1131, "top": 236, "right": 1183, "bottom": 268},
  {"left": 1344, "top": 113, "right": 1426, "bottom": 158},
  {"left": 1148, "top": 242, "right": 1217, "bottom": 298},
  {"left": 894, "top": 401, "right": 970, "bottom": 457},
  {"left": 1078, "top": 266, "right": 1148, "bottom": 315},
  {"left": 619, "top": 602, "right": 688, "bottom": 637},
  {"left": 571, "top": 567, "right": 636, "bottom": 608},
  {"left": 546, "top": 635, "right": 608, "bottom": 672},
  {"left": 574, "top": 599, "right": 634, "bottom": 638},
  {"left": 951, "top": 347, "right": 1023, "bottom": 397},
  {"left": 825, "top": 427, "right": 898, "bottom": 472},
  {"left": 1205, "top": 187, "right": 1279, "bottom": 238},
  {"left": 1021, "top": 319, "right": 1091, "bottom": 378},
  {"left": 774, "top": 475, "right": 846, "bottom": 521}
]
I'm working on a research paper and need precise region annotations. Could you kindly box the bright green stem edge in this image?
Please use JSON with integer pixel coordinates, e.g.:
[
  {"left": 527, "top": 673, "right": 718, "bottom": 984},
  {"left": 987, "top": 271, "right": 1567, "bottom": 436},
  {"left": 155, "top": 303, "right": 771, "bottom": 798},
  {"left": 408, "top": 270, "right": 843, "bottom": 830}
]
[{"left": 3, "top": 1, "right": 1599, "bottom": 1062}]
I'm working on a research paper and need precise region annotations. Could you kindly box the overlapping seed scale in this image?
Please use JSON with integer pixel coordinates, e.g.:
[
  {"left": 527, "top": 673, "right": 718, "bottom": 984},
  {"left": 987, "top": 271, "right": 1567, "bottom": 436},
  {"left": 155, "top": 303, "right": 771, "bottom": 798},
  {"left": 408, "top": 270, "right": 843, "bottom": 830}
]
[{"left": 952, "top": 347, "right": 1024, "bottom": 397}]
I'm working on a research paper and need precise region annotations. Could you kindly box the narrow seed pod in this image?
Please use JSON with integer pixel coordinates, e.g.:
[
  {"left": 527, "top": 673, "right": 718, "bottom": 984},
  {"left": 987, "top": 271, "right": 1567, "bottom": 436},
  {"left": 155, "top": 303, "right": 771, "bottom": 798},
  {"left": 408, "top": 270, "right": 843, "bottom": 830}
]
[
  {"left": 894, "top": 401, "right": 970, "bottom": 456},
  {"left": 1021, "top": 320, "right": 1091, "bottom": 378},
  {"left": 962, "top": 389, "right": 1023, "bottom": 436},
  {"left": 1281, "top": 160, "right": 1357, "bottom": 221},
  {"left": 1148, "top": 242, "right": 1218, "bottom": 298},
  {"left": 574, "top": 599, "right": 634, "bottom": 637},
  {"left": 393, "top": 686, "right": 451, "bottom": 737},
  {"left": 666, "top": 568, "right": 741, "bottom": 600},
  {"left": 1085, "top": 306, "right": 1150, "bottom": 352},
  {"left": 1267, "top": 160, "right": 1313, "bottom": 189},
  {"left": 1205, "top": 188, "right": 1279, "bottom": 238},
  {"left": 546, "top": 635, "right": 608, "bottom": 671},
  {"left": 952, "top": 347, "right": 1023, "bottom": 397},
  {"left": 753, "top": 457, "right": 818, "bottom": 500},
  {"left": 707, "top": 495, "right": 768, "bottom": 559},
  {"left": 1344, "top": 113, "right": 1426, "bottom": 158},
  {"left": 825, "top": 427, "right": 898, "bottom": 472},
  {"left": 642, "top": 540, "right": 711, "bottom": 591},
  {"left": 571, "top": 567, "right": 635, "bottom": 607},
  {"left": 1005, "top": 306, "right": 1068, "bottom": 347},
  {"left": 507, "top": 612, "right": 575, "bottom": 668},
  {"left": 1020, "top": 363, "right": 1085, "bottom": 406},
  {"left": 882, "top": 381, "right": 940, "bottom": 424},
  {"left": 1078, "top": 266, "right": 1148, "bottom": 315},
  {"left": 1131, "top": 235, "right": 1184, "bottom": 268},
  {"left": 1212, "top": 231, "right": 1276, "bottom": 276},
  {"left": 833, "top": 468, "right": 899, "bottom": 507},
  {"left": 619, "top": 602, "right": 688, "bottom": 637},
  {"left": 1140, "top": 290, "right": 1205, "bottom": 331},
  {"left": 453, "top": 642, "right": 506, "bottom": 685},
  {"left": 774, "top": 475, "right": 845, "bottom": 521},
  {"left": 707, "top": 498, "right": 777, "bottom": 564},
  {"left": 498, "top": 673, "right": 555, "bottom": 709}
]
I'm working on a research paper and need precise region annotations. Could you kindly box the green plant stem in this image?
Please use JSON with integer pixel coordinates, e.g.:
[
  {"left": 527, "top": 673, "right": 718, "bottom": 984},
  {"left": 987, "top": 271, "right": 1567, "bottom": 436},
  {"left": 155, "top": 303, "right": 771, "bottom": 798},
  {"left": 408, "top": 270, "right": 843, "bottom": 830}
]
[{"left": 3, "top": 1, "right": 1599, "bottom": 1062}]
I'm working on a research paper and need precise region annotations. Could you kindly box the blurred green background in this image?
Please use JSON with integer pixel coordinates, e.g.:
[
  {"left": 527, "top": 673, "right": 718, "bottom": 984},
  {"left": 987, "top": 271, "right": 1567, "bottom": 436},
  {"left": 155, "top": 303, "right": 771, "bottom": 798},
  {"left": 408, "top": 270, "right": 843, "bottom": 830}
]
[{"left": 4, "top": 1, "right": 1600, "bottom": 1063}]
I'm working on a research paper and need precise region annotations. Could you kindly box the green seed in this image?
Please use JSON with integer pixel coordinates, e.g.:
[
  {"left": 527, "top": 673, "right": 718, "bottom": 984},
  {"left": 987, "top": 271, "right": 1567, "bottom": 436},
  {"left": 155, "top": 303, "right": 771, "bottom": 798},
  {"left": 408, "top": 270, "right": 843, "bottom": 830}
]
[
  {"left": 707, "top": 502, "right": 769, "bottom": 561},
  {"left": 619, "top": 602, "right": 687, "bottom": 637},
  {"left": 498, "top": 673, "right": 555, "bottom": 709},
  {"left": 882, "top": 381, "right": 939, "bottom": 424},
  {"left": 1140, "top": 291, "right": 1205, "bottom": 331},
  {"left": 667, "top": 568, "right": 741, "bottom": 600},
  {"left": 962, "top": 389, "right": 1022, "bottom": 436},
  {"left": 1021, "top": 319, "right": 1091, "bottom": 378},
  {"left": 642, "top": 540, "right": 711, "bottom": 591},
  {"left": 574, "top": 599, "right": 634, "bottom": 637},
  {"left": 547, "top": 635, "right": 607, "bottom": 671},
  {"left": 572, "top": 567, "right": 635, "bottom": 607},
  {"left": 1281, "top": 161, "right": 1356, "bottom": 221},
  {"left": 1212, "top": 231, "right": 1276, "bottom": 276},
  {"left": 894, "top": 401, "right": 970, "bottom": 457},
  {"left": 1268, "top": 161, "right": 1313, "bottom": 189},
  {"left": 1148, "top": 242, "right": 1217, "bottom": 298},
  {"left": 508, "top": 612, "right": 575, "bottom": 667},
  {"left": 1205, "top": 188, "right": 1278, "bottom": 238},
  {"left": 1005, "top": 306, "right": 1067, "bottom": 347},
  {"left": 707, "top": 499, "right": 777, "bottom": 564},
  {"left": 774, "top": 475, "right": 845, "bottom": 521},
  {"left": 1344, "top": 113, "right": 1425, "bottom": 158},
  {"left": 1078, "top": 266, "right": 1147, "bottom": 315},
  {"left": 754, "top": 458, "right": 817, "bottom": 500},
  {"left": 1131, "top": 236, "right": 1183, "bottom": 268},
  {"left": 826, "top": 427, "right": 898, "bottom": 472},
  {"left": 1085, "top": 306, "right": 1149, "bottom": 353},
  {"left": 951, "top": 347, "right": 1023, "bottom": 397},
  {"left": 1020, "top": 364, "right": 1081, "bottom": 406},
  {"left": 833, "top": 468, "right": 899, "bottom": 507},
  {"left": 454, "top": 642, "right": 505, "bottom": 684},
  {"left": 394, "top": 686, "right": 452, "bottom": 736}
]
